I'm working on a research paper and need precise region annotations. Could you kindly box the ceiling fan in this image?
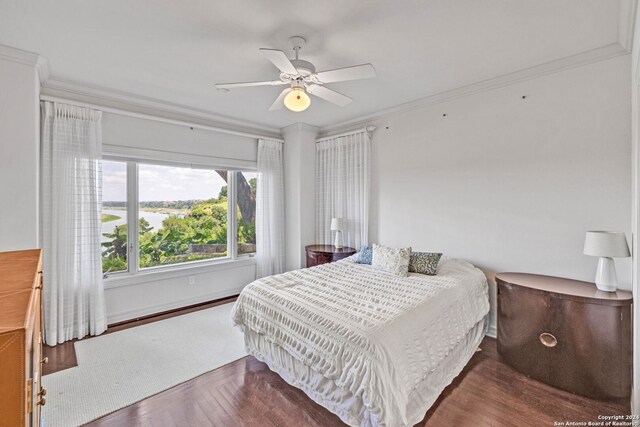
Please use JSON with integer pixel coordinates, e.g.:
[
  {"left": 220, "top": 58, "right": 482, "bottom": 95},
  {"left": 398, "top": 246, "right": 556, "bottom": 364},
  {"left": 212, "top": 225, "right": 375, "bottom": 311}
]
[{"left": 214, "top": 36, "right": 376, "bottom": 112}]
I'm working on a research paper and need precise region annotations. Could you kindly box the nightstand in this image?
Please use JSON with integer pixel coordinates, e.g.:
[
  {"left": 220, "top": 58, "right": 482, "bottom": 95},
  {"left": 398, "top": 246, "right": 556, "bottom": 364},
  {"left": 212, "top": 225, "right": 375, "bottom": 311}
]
[
  {"left": 305, "top": 245, "right": 356, "bottom": 268},
  {"left": 496, "top": 272, "right": 632, "bottom": 401}
]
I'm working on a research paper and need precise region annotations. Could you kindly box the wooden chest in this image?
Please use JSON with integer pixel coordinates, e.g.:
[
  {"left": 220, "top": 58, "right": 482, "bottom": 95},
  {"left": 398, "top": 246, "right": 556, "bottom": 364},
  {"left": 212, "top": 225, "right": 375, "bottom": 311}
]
[
  {"left": 496, "top": 272, "right": 632, "bottom": 401},
  {"left": 0, "top": 249, "right": 45, "bottom": 427}
]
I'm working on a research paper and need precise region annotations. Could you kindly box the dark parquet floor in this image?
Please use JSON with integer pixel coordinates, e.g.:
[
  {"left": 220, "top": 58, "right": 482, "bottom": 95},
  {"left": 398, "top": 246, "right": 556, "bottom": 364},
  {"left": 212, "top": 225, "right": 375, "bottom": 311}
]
[{"left": 44, "top": 299, "right": 630, "bottom": 427}]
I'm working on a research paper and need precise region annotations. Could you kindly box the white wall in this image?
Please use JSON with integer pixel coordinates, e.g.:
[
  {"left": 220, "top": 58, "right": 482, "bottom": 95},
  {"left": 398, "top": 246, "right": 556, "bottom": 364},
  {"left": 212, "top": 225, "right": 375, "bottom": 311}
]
[
  {"left": 0, "top": 48, "right": 41, "bottom": 251},
  {"left": 368, "top": 55, "right": 631, "bottom": 335},
  {"left": 282, "top": 123, "right": 319, "bottom": 271},
  {"left": 102, "top": 113, "right": 261, "bottom": 322},
  {"left": 105, "top": 260, "right": 256, "bottom": 324},
  {"left": 102, "top": 112, "right": 258, "bottom": 167}
]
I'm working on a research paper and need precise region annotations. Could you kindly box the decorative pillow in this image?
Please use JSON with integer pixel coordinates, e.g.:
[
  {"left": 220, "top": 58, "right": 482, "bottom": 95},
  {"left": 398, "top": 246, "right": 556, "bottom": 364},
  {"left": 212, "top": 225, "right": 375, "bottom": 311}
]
[
  {"left": 355, "top": 246, "right": 373, "bottom": 265},
  {"left": 409, "top": 252, "right": 443, "bottom": 275},
  {"left": 371, "top": 244, "right": 411, "bottom": 277}
]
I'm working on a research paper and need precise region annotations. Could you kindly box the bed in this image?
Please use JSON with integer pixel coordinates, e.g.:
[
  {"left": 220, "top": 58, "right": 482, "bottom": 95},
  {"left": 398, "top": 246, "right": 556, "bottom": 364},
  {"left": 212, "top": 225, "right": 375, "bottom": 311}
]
[{"left": 231, "top": 255, "right": 490, "bottom": 427}]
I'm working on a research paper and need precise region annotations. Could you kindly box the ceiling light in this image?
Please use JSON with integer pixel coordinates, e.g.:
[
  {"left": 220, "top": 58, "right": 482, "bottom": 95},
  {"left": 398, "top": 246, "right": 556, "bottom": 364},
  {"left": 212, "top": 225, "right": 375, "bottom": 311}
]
[{"left": 284, "top": 87, "right": 310, "bottom": 112}]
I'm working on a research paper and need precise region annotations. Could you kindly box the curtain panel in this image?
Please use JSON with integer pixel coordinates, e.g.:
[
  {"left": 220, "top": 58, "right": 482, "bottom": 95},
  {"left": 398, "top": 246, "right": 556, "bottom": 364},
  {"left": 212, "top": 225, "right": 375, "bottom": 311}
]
[
  {"left": 255, "top": 139, "right": 285, "bottom": 278},
  {"left": 316, "top": 130, "right": 371, "bottom": 250},
  {"left": 41, "top": 101, "right": 107, "bottom": 344}
]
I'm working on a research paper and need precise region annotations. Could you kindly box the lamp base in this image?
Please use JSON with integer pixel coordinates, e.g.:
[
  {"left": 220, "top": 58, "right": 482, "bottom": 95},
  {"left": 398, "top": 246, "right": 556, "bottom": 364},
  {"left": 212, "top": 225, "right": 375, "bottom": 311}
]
[
  {"left": 594, "top": 257, "right": 618, "bottom": 292},
  {"left": 334, "top": 230, "right": 343, "bottom": 249}
]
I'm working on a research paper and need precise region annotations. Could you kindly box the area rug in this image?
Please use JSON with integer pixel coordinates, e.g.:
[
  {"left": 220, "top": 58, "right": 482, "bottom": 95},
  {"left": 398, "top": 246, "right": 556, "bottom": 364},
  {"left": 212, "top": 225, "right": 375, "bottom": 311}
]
[{"left": 42, "top": 302, "right": 246, "bottom": 427}]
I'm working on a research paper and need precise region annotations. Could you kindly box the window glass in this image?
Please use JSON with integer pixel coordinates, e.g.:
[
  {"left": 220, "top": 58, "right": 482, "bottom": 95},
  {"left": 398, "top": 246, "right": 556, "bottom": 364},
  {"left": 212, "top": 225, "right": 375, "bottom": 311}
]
[
  {"left": 102, "top": 160, "right": 128, "bottom": 273},
  {"left": 237, "top": 171, "right": 257, "bottom": 255},
  {"left": 137, "top": 164, "right": 228, "bottom": 268}
]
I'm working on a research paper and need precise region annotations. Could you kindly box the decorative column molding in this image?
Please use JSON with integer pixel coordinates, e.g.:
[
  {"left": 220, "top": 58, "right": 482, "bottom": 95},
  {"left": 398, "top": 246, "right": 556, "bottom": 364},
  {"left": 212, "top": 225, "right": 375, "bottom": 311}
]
[
  {"left": 0, "top": 44, "right": 43, "bottom": 251},
  {"left": 281, "top": 122, "right": 319, "bottom": 271}
]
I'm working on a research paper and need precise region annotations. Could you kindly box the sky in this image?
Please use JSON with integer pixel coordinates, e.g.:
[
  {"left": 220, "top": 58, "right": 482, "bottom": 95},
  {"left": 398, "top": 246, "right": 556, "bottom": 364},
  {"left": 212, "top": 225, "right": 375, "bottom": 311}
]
[{"left": 102, "top": 160, "right": 255, "bottom": 202}]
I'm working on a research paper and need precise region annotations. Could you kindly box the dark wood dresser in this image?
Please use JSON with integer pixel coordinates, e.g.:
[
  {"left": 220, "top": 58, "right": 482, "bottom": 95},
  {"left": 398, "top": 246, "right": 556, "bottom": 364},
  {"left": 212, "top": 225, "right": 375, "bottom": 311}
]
[
  {"left": 0, "top": 249, "right": 46, "bottom": 426},
  {"left": 305, "top": 245, "right": 356, "bottom": 268},
  {"left": 496, "top": 272, "right": 632, "bottom": 401}
]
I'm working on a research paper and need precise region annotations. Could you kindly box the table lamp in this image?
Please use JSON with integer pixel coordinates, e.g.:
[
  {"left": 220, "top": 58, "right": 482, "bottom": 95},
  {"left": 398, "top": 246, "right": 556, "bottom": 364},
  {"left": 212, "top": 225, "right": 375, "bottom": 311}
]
[
  {"left": 331, "top": 218, "right": 344, "bottom": 249},
  {"left": 583, "top": 231, "right": 630, "bottom": 292}
]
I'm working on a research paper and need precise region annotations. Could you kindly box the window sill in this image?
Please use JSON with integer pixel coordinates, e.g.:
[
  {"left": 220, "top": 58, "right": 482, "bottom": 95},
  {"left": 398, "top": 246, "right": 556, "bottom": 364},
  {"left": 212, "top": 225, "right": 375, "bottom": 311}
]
[{"left": 104, "top": 256, "right": 256, "bottom": 290}]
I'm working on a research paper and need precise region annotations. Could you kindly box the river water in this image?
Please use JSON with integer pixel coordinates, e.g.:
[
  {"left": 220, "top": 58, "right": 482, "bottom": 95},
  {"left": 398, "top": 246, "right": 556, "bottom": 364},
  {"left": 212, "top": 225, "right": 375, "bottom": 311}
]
[{"left": 101, "top": 209, "right": 173, "bottom": 242}]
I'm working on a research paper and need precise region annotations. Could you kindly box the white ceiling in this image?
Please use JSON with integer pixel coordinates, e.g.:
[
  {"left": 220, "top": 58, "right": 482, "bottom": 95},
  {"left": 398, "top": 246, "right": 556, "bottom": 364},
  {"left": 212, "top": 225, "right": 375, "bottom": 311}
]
[{"left": 0, "top": 0, "right": 624, "bottom": 129}]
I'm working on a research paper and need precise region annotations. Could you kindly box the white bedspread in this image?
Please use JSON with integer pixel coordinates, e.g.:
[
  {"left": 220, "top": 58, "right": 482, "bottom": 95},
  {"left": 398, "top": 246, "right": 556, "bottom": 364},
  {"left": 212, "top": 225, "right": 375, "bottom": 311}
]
[{"left": 231, "top": 257, "right": 490, "bottom": 426}]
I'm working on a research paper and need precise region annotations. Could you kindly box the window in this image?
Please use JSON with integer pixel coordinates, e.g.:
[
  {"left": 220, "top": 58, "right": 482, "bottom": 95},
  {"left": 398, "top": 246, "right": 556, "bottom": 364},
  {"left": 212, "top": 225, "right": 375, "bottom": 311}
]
[
  {"left": 102, "top": 160, "right": 128, "bottom": 273},
  {"left": 237, "top": 171, "right": 257, "bottom": 256},
  {"left": 138, "top": 164, "right": 229, "bottom": 268},
  {"left": 101, "top": 159, "right": 256, "bottom": 276}
]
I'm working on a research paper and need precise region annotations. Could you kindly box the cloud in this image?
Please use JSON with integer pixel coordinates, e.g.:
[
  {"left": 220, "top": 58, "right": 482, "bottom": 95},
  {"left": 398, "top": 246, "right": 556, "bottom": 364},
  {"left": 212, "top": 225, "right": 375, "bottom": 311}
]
[
  {"left": 102, "top": 161, "right": 127, "bottom": 201},
  {"left": 102, "top": 161, "right": 234, "bottom": 202}
]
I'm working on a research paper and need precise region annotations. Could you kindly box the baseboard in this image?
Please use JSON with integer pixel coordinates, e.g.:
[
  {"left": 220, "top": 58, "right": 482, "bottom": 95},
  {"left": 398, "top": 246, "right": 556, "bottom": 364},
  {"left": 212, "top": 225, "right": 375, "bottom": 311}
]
[
  {"left": 107, "top": 294, "right": 238, "bottom": 328},
  {"left": 106, "top": 286, "right": 244, "bottom": 324}
]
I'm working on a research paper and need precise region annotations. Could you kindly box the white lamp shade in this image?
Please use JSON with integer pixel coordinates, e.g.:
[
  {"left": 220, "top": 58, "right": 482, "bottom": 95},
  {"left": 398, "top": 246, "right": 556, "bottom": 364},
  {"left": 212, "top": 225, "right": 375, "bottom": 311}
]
[
  {"left": 583, "top": 231, "right": 630, "bottom": 257},
  {"left": 284, "top": 88, "right": 311, "bottom": 112},
  {"left": 330, "top": 217, "right": 344, "bottom": 231}
]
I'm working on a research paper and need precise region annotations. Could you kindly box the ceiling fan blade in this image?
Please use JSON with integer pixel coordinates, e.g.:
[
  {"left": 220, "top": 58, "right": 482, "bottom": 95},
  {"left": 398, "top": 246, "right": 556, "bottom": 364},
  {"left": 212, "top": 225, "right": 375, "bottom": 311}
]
[
  {"left": 269, "top": 88, "right": 292, "bottom": 111},
  {"left": 307, "top": 84, "right": 352, "bottom": 107},
  {"left": 315, "top": 64, "right": 376, "bottom": 84},
  {"left": 259, "top": 48, "right": 298, "bottom": 75},
  {"left": 215, "top": 80, "right": 287, "bottom": 89}
]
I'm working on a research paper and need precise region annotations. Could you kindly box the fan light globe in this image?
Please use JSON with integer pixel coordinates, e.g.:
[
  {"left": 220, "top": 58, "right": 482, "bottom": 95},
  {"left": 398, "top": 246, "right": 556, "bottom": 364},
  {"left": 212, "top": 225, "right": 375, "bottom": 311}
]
[{"left": 284, "top": 87, "right": 310, "bottom": 112}]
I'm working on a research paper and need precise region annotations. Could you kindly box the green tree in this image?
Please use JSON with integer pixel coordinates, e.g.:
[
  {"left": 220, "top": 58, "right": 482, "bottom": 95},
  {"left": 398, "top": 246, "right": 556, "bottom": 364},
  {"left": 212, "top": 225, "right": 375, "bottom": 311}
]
[
  {"left": 238, "top": 220, "right": 256, "bottom": 244},
  {"left": 103, "top": 217, "right": 157, "bottom": 271},
  {"left": 249, "top": 177, "right": 257, "bottom": 199},
  {"left": 212, "top": 223, "right": 227, "bottom": 244},
  {"left": 103, "top": 257, "right": 126, "bottom": 272},
  {"left": 139, "top": 217, "right": 153, "bottom": 233},
  {"left": 102, "top": 224, "right": 127, "bottom": 260},
  {"left": 218, "top": 185, "right": 227, "bottom": 199},
  {"left": 189, "top": 202, "right": 226, "bottom": 224},
  {"left": 104, "top": 195, "right": 242, "bottom": 270}
]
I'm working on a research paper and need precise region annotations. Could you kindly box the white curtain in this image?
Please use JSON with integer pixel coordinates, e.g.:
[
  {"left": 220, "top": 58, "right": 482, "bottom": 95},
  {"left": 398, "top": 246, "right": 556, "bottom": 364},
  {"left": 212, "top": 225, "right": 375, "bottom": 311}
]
[
  {"left": 316, "top": 130, "right": 371, "bottom": 250},
  {"left": 255, "top": 139, "right": 285, "bottom": 278},
  {"left": 41, "top": 101, "right": 107, "bottom": 345}
]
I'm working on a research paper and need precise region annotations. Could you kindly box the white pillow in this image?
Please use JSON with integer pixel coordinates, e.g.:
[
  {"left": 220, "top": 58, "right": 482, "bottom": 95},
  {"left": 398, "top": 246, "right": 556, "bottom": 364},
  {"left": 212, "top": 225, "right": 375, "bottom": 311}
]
[{"left": 371, "top": 244, "right": 411, "bottom": 277}]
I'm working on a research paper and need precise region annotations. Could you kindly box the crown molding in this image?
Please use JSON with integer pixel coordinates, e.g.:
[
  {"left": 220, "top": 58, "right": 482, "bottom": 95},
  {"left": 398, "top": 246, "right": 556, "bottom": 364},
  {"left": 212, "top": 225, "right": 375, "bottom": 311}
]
[
  {"left": 40, "top": 78, "right": 283, "bottom": 139},
  {"left": 281, "top": 122, "right": 319, "bottom": 134},
  {"left": 36, "top": 56, "right": 50, "bottom": 84},
  {"left": 280, "top": 122, "right": 320, "bottom": 144},
  {"left": 319, "top": 42, "right": 629, "bottom": 136},
  {"left": 0, "top": 43, "right": 39, "bottom": 67},
  {"left": 0, "top": 43, "right": 49, "bottom": 83},
  {"left": 23, "top": 0, "right": 635, "bottom": 139}
]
